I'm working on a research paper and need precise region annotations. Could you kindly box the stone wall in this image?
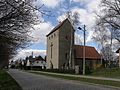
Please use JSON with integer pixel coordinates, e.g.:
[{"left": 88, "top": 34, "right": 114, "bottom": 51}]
[
  {"left": 46, "top": 30, "right": 59, "bottom": 69},
  {"left": 59, "top": 20, "right": 74, "bottom": 69},
  {"left": 46, "top": 19, "right": 75, "bottom": 69}
]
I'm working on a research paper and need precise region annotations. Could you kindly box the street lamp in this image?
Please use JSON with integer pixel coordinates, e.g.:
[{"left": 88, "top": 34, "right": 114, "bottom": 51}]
[{"left": 78, "top": 25, "right": 86, "bottom": 75}]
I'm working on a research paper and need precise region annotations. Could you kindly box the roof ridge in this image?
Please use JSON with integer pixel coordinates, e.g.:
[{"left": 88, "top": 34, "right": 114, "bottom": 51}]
[{"left": 74, "top": 45, "right": 95, "bottom": 48}]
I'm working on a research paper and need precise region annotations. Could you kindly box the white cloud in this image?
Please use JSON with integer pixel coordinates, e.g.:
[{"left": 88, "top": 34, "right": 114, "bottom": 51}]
[
  {"left": 57, "top": 0, "right": 102, "bottom": 44},
  {"left": 57, "top": 14, "right": 67, "bottom": 22},
  {"left": 13, "top": 49, "right": 46, "bottom": 60},
  {"left": 57, "top": 7, "right": 96, "bottom": 28},
  {"left": 75, "top": 32, "right": 82, "bottom": 45},
  {"left": 72, "top": 8, "right": 96, "bottom": 27},
  {"left": 33, "top": 0, "right": 102, "bottom": 45},
  {"left": 35, "top": 0, "right": 62, "bottom": 8},
  {"left": 86, "top": 31, "right": 93, "bottom": 42},
  {"left": 31, "top": 22, "right": 53, "bottom": 45},
  {"left": 32, "top": 0, "right": 102, "bottom": 45},
  {"left": 73, "top": 0, "right": 90, "bottom": 3},
  {"left": 57, "top": 7, "right": 96, "bottom": 43},
  {"left": 86, "top": 0, "right": 101, "bottom": 13}
]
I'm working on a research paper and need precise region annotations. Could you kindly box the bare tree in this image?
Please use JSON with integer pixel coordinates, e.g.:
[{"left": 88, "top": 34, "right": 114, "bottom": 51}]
[
  {"left": 97, "top": 0, "right": 120, "bottom": 42},
  {"left": 0, "top": 0, "right": 44, "bottom": 68},
  {"left": 93, "top": 23, "right": 109, "bottom": 48},
  {"left": 65, "top": 11, "right": 81, "bottom": 69},
  {"left": 92, "top": 0, "right": 120, "bottom": 67}
]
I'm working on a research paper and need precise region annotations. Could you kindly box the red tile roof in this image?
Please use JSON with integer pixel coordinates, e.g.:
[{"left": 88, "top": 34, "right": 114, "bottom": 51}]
[
  {"left": 74, "top": 45, "right": 101, "bottom": 60},
  {"left": 46, "top": 18, "right": 70, "bottom": 37}
]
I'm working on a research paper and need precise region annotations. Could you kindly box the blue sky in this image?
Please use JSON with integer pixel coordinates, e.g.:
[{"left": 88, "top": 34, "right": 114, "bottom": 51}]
[{"left": 14, "top": 0, "right": 102, "bottom": 60}]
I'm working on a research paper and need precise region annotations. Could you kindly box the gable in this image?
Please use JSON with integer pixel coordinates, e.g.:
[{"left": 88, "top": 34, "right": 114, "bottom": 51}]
[{"left": 46, "top": 18, "right": 73, "bottom": 37}]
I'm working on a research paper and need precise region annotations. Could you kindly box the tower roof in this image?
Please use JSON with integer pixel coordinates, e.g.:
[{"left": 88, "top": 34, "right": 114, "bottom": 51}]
[
  {"left": 74, "top": 45, "right": 101, "bottom": 60},
  {"left": 46, "top": 18, "right": 72, "bottom": 37}
]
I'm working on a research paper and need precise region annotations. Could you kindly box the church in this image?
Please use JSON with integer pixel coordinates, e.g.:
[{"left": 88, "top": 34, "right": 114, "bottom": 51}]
[{"left": 46, "top": 18, "right": 101, "bottom": 70}]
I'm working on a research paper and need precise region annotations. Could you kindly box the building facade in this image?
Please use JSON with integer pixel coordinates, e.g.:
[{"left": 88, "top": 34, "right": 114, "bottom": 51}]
[{"left": 46, "top": 19, "right": 74, "bottom": 69}]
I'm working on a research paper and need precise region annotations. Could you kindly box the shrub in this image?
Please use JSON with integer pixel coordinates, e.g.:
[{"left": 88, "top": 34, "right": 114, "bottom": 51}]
[
  {"left": 85, "top": 65, "right": 92, "bottom": 74},
  {"left": 40, "top": 69, "right": 75, "bottom": 74}
]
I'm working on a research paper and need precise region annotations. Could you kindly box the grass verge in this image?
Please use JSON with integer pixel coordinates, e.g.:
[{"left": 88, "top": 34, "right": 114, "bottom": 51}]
[
  {"left": 30, "top": 71, "right": 120, "bottom": 88},
  {"left": 91, "top": 68, "right": 120, "bottom": 79},
  {"left": 0, "top": 70, "right": 22, "bottom": 90}
]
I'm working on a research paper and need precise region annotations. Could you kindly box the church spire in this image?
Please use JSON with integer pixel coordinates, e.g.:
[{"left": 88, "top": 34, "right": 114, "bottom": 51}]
[{"left": 31, "top": 51, "right": 33, "bottom": 58}]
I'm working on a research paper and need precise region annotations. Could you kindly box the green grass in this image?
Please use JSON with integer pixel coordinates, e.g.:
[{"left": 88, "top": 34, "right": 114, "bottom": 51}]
[
  {"left": 90, "top": 68, "right": 120, "bottom": 79},
  {"left": 30, "top": 71, "right": 120, "bottom": 88},
  {"left": 0, "top": 70, "right": 22, "bottom": 90}
]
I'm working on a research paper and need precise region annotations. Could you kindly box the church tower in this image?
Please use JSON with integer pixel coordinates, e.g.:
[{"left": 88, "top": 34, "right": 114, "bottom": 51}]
[{"left": 46, "top": 18, "right": 75, "bottom": 69}]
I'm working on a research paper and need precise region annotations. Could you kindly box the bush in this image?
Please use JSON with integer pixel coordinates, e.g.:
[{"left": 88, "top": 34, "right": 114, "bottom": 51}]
[
  {"left": 40, "top": 69, "right": 75, "bottom": 74},
  {"left": 85, "top": 66, "right": 92, "bottom": 74}
]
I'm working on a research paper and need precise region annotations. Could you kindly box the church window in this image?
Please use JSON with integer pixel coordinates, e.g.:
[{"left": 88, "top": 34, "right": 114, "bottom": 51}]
[
  {"left": 51, "top": 35, "right": 53, "bottom": 39},
  {"left": 49, "top": 37, "right": 50, "bottom": 39},
  {"left": 50, "top": 42, "right": 53, "bottom": 59},
  {"left": 65, "top": 35, "right": 68, "bottom": 40},
  {"left": 54, "top": 33, "right": 56, "bottom": 37}
]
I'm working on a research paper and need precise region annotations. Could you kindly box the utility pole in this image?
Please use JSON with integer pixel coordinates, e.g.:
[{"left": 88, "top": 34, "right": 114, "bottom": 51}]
[
  {"left": 78, "top": 25, "right": 86, "bottom": 75},
  {"left": 83, "top": 25, "right": 86, "bottom": 75}
]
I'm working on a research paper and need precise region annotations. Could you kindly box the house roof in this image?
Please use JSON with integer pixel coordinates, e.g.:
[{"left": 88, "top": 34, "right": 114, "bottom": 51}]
[
  {"left": 35, "top": 56, "right": 44, "bottom": 61},
  {"left": 74, "top": 45, "right": 101, "bottom": 60},
  {"left": 116, "top": 48, "right": 120, "bottom": 53},
  {"left": 46, "top": 18, "right": 71, "bottom": 37}
]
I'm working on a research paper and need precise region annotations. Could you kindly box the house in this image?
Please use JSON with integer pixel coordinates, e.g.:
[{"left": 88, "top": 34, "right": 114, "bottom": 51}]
[
  {"left": 74, "top": 45, "right": 101, "bottom": 70},
  {"left": 25, "top": 55, "right": 46, "bottom": 69},
  {"left": 46, "top": 18, "right": 101, "bottom": 70},
  {"left": 116, "top": 48, "right": 120, "bottom": 67},
  {"left": 31, "top": 56, "right": 46, "bottom": 69}
]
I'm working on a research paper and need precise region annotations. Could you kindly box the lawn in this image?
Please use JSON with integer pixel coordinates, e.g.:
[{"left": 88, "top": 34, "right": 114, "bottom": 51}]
[
  {"left": 0, "top": 70, "right": 22, "bottom": 90},
  {"left": 90, "top": 68, "right": 120, "bottom": 79},
  {"left": 31, "top": 71, "right": 120, "bottom": 88}
]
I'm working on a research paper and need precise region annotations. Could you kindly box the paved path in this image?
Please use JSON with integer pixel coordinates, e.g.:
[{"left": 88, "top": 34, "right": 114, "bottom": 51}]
[
  {"left": 8, "top": 69, "right": 119, "bottom": 90},
  {"left": 32, "top": 71, "right": 120, "bottom": 82}
]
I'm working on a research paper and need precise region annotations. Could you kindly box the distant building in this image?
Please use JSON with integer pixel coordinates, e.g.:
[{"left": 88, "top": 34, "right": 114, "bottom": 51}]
[
  {"left": 26, "top": 55, "right": 46, "bottom": 69},
  {"left": 46, "top": 18, "right": 101, "bottom": 70},
  {"left": 10, "top": 60, "right": 16, "bottom": 68},
  {"left": 32, "top": 56, "right": 46, "bottom": 69}
]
